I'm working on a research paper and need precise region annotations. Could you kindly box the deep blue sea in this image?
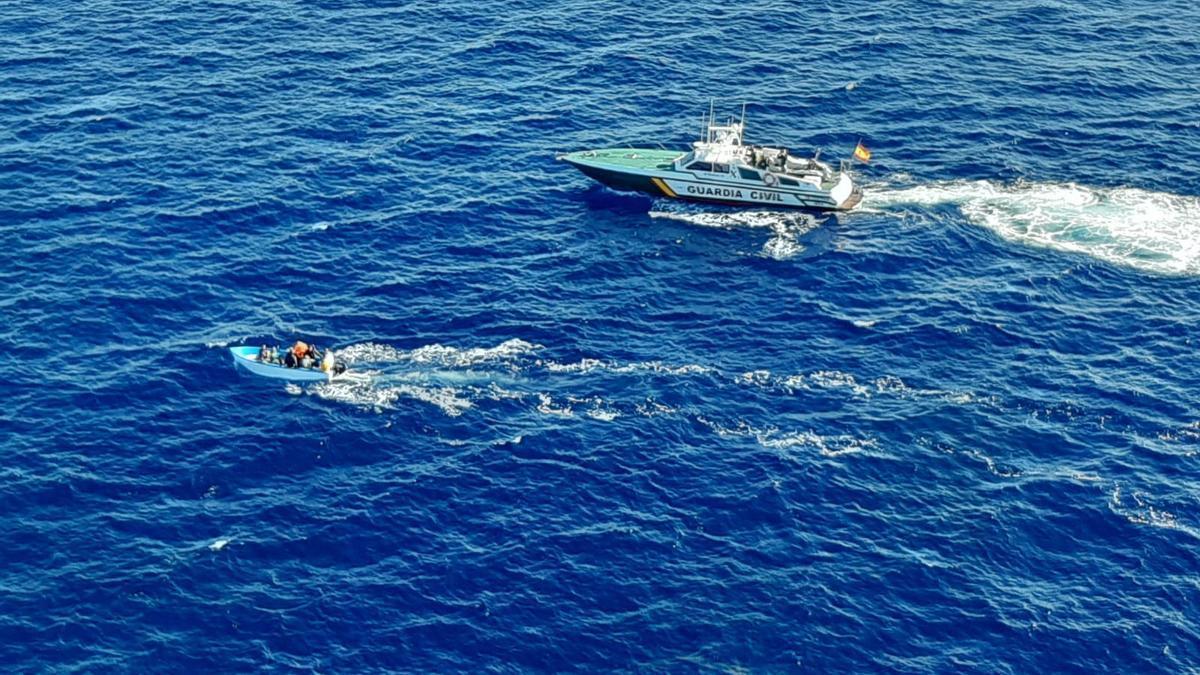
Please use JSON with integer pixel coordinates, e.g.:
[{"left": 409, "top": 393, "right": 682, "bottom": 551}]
[{"left": 4, "top": 0, "right": 1200, "bottom": 671}]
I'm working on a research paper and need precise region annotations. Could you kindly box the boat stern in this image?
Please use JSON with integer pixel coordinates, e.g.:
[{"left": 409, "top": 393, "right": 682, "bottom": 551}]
[{"left": 829, "top": 171, "right": 862, "bottom": 211}]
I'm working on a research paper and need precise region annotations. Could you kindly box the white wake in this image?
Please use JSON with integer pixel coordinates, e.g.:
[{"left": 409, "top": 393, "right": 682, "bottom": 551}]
[
  {"left": 649, "top": 204, "right": 821, "bottom": 260},
  {"left": 867, "top": 180, "right": 1200, "bottom": 275}
]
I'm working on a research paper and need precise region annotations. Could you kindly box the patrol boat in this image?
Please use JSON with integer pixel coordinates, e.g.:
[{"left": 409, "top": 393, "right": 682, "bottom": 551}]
[{"left": 559, "top": 108, "right": 863, "bottom": 211}]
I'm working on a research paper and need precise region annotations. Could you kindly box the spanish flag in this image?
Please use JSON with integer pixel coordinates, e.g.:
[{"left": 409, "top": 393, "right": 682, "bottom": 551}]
[{"left": 853, "top": 141, "right": 871, "bottom": 162}]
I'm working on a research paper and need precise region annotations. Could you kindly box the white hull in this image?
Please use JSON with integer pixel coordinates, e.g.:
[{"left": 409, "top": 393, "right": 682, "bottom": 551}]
[{"left": 653, "top": 171, "right": 858, "bottom": 210}]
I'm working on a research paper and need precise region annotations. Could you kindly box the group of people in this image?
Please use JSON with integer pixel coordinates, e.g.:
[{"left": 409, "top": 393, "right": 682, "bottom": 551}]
[{"left": 258, "top": 341, "right": 346, "bottom": 374}]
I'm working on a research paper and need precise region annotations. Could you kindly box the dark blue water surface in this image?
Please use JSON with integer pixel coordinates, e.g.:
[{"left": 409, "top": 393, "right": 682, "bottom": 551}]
[{"left": 4, "top": 0, "right": 1200, "bottom": 671}]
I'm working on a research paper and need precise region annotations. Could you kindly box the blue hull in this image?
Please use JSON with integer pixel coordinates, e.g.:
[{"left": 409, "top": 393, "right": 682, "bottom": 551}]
[{"left": 230, "top": 346, "right": 331, "bottom": 382}]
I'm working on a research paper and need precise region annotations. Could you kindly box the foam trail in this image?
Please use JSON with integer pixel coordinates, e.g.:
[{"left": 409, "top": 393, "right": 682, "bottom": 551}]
[
  {"left": 1108, "top": 484, "right": 1200, "bottom": 541},
  {"left": 302, "top": 339, "right": 541, "bottom": 415},
  {"left": 336, "top": 338, "right": 540, "bottom": 368},
  {"left": 314, "top": 379, "right": 475, "bottom": 416},
  {"left": 374, "top": 369, "right": 521, "bottom": 388},
  {"left": 868, "top": 180, "right": 1200, "bottom": 275},
  {"left": 648, "top": 202, "right": 821, "bottom": 260},
  {"left": 312, "top": 340, "right": 970, "bottom": 437},
  {"left": 697, "top": 417, "right": 881, "bottom": 458}
]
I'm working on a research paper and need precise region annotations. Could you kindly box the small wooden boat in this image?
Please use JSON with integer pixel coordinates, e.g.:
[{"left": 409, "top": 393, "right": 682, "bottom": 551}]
[{"left": 230, "top": 345, "right": 347, "bottom": 382}]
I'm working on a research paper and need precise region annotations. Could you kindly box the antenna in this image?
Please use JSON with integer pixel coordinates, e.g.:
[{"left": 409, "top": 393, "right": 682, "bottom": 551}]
[{"left": 700, "top": 97, "right": 710, "bottom": 142}]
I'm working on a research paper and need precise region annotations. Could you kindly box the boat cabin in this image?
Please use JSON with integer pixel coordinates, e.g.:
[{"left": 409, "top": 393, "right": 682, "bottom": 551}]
[{"left": 671, "top": 116, "right": 835, "bottom": 188}]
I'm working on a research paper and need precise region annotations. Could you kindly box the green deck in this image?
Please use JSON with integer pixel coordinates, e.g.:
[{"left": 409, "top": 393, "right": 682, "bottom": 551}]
[{"left": 561, "top": 148, "right": 683, "bottom": 171}]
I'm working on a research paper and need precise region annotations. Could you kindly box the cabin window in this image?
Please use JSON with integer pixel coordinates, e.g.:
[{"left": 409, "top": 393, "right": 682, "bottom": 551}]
[
  {"left": 686, "top": 161, "right": 714, "bottom": 172},
  {"left": 778, "top": 177, "right": 799, "bottom": 187},
  {"left": 738, "top": 167, "right": 761, "bottom": 180},
  {"left": 712, "top": 164, "right": 730, "bottom": 173}
]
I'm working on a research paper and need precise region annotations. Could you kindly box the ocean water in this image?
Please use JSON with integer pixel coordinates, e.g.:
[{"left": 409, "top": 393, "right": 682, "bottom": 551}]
[{"left": 3, "top": 0, "right": 1199, "bottom": 670}]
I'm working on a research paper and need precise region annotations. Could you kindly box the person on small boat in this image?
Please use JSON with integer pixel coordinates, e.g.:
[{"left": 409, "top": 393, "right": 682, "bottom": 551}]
[
  {"left": 258, "top": 345, "right": 278, "bottom": 364},
  {"left": 279, "top": 340, "right": 346, "bottom": 375},
  {"left": 285, "top": 341, "right": 319, "bottom": 369}
]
